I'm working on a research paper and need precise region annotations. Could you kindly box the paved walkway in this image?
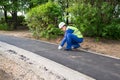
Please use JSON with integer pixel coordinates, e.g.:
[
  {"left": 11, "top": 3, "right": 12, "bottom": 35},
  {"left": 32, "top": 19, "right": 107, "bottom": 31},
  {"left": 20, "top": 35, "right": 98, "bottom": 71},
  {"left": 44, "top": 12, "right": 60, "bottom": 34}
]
[{"left": 0, "top": 34, "right": 120, "bottom": 80}]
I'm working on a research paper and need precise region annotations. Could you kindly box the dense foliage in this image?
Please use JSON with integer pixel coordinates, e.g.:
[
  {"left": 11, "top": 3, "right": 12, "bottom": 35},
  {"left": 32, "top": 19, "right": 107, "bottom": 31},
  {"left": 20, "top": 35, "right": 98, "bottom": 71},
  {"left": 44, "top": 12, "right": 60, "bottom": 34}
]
[
  {"left": 0, "top": 0, "right": 120, "bottom": 40},
  {"left": 0, "top": 23, "right": 9, "bottom": 30},
  {"left": 0, "top": 16, "right": 25, "bottom": 30},
  {"left": 67, "top": 1, "right": 120, "bottom": 39},
  {"left": 0, "top": 0, "right": 49, "bottom": 29},
  {"left": 26, "top": 1, "right": 63, "bottom": 39}
]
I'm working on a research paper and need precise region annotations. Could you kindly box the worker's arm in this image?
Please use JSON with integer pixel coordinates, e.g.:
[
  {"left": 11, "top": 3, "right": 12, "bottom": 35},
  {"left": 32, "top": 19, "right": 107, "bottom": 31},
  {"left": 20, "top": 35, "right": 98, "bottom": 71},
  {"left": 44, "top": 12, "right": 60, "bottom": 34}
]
[
  {"left": 60, "top": 33, "right": 67, "bottom": 47},
  {"left": 60, "top": 29, "right": 74, "bottom": 46},
  {"left": 58, "top": 33, "right": 67, "bottom": 50}
]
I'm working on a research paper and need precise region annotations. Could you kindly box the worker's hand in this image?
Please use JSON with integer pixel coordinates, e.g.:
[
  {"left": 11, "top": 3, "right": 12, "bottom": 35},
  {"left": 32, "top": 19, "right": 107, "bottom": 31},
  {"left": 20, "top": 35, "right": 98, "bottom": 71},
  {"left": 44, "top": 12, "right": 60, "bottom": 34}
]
[{"left": 58, "top": 45, "right": 63, "bottom": 50}]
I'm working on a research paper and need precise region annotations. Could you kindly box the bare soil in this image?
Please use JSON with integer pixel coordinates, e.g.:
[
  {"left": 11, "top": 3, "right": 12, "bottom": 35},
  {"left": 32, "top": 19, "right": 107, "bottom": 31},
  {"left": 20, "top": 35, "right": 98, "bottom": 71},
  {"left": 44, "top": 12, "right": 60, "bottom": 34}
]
[
  {"left": 0, "top": 69, "right": 13, "bottom": 80},
  {"left": 0, "top": 30, "right": 120, "bottom": 58}
]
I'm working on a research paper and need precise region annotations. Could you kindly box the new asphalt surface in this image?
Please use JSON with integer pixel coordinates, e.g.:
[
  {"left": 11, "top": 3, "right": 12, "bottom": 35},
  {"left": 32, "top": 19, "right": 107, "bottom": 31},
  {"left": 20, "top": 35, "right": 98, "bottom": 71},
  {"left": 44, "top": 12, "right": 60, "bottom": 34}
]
[{"left": 0, "top": 34, "right": 120, "bottom": 80}]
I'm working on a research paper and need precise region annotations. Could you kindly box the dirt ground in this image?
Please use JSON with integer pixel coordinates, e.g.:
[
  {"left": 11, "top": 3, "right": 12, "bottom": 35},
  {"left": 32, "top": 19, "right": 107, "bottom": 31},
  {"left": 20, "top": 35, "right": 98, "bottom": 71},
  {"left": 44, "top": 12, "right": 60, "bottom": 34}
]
[
  {"left": 0, "top": 69, "right": 13, "bottom": 80},
  {"left": 0, "top": 30, "right": 120, "bottom": 58}
]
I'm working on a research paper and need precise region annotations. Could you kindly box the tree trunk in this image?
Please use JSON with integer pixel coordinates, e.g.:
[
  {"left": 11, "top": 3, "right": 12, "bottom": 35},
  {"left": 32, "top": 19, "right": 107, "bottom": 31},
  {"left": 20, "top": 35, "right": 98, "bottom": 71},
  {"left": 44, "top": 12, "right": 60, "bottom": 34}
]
[
  {"left": 3, "top": 6, "right": 7, "bottom": 23},
  {"left": 11, "top": 0, "right": 18, "bottom": 29},
  {"left": 12, "top": 11, "right": 18, "bottom": 29},
  {"left": 66, "top": 0, "right": 69, "bottom": 25}
]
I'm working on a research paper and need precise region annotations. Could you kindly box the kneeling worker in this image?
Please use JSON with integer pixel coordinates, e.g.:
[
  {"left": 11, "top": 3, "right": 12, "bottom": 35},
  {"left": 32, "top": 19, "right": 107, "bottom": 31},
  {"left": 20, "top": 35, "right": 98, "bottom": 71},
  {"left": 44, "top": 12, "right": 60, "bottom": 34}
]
[{"left": 58, "top": 22, "right": 84, "bottom": 51}]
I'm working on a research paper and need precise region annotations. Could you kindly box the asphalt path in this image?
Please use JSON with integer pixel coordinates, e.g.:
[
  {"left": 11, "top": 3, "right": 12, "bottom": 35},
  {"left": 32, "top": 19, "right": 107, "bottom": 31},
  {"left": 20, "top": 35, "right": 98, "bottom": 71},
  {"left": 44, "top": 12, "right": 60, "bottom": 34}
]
[{"left": 0, "top": 34, "right": 120, "bottom": 80}]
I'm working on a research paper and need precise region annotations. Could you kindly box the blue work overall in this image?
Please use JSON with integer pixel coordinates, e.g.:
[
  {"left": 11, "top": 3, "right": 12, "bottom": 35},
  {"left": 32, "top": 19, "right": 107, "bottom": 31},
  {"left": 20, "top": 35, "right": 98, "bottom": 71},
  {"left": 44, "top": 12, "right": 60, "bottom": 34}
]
[{"left": 60, "top": 26, "right": 83, "bottom": 50}]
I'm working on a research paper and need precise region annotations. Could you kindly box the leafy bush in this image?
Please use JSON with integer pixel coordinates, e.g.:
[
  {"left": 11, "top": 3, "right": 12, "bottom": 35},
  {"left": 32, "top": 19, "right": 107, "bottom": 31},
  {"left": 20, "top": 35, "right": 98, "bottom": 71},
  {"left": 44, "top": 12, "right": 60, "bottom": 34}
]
[
  {"left": 0, "top": 23, "right": 9, "bottom": 30},
  {"left": 0, "top": 18, "right": 9, "bottom": 30},
  {"left": 40, "top": 24, "right": 63, "bottom": 39},
  {"left": 67, "top": 3, "right": 98, "bottom": 36},
  {"left": 102, "top": 23, "right": 120, "bottom": 40},
  {"left": 67, "top": 2, "right": 120, "bottom": 39},
  {"left": 26, "top": 1, "right": 63, "bottom": 39},
  {"left": 7, "top": 16, "right": 25, "bottom": 26}
]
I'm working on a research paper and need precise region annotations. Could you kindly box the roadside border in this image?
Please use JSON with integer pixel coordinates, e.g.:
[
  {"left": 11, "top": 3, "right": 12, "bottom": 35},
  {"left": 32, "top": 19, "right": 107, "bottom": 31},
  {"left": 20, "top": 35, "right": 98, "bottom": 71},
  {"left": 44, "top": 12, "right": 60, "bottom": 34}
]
[
  {"left": 35, "top": 39, "right": 120, "bottom": 60},
  {"left": 0, "top": 41, "right": 95, "bottom": 80}
]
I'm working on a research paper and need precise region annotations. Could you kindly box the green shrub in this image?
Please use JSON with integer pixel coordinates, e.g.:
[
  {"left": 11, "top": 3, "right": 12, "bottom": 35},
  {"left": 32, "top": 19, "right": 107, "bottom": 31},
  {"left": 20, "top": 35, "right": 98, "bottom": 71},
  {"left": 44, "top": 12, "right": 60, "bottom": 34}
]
[
  {"left": 0, "top": 18, "right": 9, "bottom": 30},
  {"left": 7, "top": 16, "right": 25, "bottom": 26},
  {"left": 102, "top": 23, "right": 120, "bottom": 40},
  {"left": 26, "top": 1, "right": 63, "bottom": 39},
  {"left": 67, "top": 2, "right": 119, "bottom": 40},
  {"left": 67, "top": 2, "right": 98, "bottom": 35},
  {"left": 0, "top": 23, "right": 9, "bottom": 30},
  {"left": 37, "top": 24, "right": 63, "bottom": 39}
]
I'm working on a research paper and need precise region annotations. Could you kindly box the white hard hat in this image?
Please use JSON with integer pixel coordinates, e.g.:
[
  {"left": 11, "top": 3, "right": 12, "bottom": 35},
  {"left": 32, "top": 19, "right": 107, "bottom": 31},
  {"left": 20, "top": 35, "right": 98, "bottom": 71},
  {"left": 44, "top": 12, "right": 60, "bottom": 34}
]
[{"left": 58, "top": 22, "right": 65, "bottom": 29}]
